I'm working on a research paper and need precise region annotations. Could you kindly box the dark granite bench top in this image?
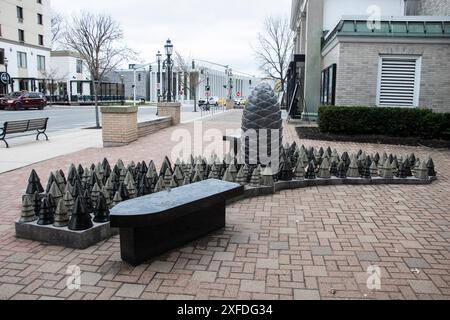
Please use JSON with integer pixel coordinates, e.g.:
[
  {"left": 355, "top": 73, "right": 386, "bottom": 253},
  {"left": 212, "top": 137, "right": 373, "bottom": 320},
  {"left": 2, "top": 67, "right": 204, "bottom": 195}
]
[{"left": 110, "top": 179, "right": 244, "bottom": 228}]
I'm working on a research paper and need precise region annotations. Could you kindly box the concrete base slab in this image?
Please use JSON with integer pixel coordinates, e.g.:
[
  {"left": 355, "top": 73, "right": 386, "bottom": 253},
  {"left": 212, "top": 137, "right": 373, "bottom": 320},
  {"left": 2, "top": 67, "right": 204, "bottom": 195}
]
[{"left": 15, "top": 218, "right": 119, "bottom": 249}]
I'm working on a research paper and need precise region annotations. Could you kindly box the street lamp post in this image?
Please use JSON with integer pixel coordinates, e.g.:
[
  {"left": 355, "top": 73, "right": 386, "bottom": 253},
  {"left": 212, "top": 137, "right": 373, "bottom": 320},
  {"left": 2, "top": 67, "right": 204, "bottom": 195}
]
[
  {"left": 120, "top": 74, "right": 124, "bottom": 105},
  {"left": 227, "top": 68, "right": 233, "bottom": 100},
  {"left": 4, "top": 57, "right": 9, "bottom": 95},
  {"left": 156, "top": 51, "right": 162, "bottom": 102},
  {"left": 206, "top": 70, "right": 210, "bottom": 111},
  {"left": 164, "top": 39, "right": 174, "bottom": 102},
  {"left": 133, "top": 68, "right": 137, "bottom": 107}
]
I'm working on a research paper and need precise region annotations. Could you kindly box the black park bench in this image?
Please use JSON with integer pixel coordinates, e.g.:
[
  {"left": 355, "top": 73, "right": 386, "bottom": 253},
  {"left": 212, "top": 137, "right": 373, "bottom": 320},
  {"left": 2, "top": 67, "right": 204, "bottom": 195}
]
[
  {"left": 0, "top": 118, "right": 49, "bottom": 148},
  {"left": 110, "top": 179, "right": 244, "bottom": 266}
]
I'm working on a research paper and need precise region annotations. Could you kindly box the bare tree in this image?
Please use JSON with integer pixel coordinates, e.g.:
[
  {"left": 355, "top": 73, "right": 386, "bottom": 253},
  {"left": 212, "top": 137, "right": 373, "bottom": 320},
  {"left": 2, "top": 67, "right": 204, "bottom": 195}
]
[
  {"left": 51, "top": 12, "right": 65, "bottom": 49},
  {"left": 254, "top": 16, "right": 293, "bottom": 93},
  {"left": 174, "top": 51, "right": 204, "bottom": 112},
  {"left": 64, "top": 12, "right": 134, "bottom": 128}
]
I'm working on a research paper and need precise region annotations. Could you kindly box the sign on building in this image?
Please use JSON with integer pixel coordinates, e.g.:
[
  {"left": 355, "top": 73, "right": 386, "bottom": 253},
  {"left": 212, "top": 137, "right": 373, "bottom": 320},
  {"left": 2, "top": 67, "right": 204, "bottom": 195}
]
[{"left": 0, "top": 72, "right": 11, "bottom": 85}]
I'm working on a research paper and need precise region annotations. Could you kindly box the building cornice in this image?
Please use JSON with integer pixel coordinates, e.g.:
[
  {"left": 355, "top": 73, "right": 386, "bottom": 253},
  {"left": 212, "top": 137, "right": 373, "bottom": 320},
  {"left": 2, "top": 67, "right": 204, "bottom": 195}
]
[
  {"left": 50, "top": 50, "right": 82, "bottom": 58},
  {"left": 0, "top": 38, "right": 51, "bottom": 52},
  {"left": 323, "top": 18, "right": 450, "bottom": 50},
  {"left": 323, "top": 34, "right": 450, "bottom": 53}
]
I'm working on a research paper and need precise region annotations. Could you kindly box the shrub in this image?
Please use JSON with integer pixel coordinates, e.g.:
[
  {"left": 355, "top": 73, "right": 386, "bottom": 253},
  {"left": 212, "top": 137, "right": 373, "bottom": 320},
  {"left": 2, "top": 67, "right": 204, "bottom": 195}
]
[{"left": 318, "top": 106, "right": 450, "bottom": 140}]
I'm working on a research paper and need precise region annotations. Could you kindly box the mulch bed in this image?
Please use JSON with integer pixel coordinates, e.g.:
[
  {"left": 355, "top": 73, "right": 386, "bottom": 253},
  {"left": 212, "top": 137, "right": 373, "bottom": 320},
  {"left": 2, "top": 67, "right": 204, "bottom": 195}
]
[{"left": 296, "top": 127, "right": 450, "bottom": 149}]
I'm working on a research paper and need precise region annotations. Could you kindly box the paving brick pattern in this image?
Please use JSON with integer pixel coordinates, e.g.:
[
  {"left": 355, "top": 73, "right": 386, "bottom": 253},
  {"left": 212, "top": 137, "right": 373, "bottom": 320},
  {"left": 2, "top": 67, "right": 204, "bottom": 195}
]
[{"left": 0, "top": 110, "right": 449, "bottom": 300}]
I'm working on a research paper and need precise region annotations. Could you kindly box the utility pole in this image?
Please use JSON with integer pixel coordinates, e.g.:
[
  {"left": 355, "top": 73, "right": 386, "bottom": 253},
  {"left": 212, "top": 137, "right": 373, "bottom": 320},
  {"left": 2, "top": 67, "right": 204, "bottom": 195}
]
[
  {"left": 192, "top": 60, "right": 197, "bottom": 112},
  {"left": 227, "top": 67, "right": 233, "bottom": 100},
  {"left": 133, "top": 68, "right": 137, "bottom": 107},
  {"left": 4, "top": 57, "right": 9, "bottom": 95},
  {"left": 206, "top": 71, "right": 210, "bottom": 111},
  {"left": 132, "top": 61, "right": 158, "bottom": 107},
  {"left": 156, "top": 51, "right": 161, "bottom": 102}
]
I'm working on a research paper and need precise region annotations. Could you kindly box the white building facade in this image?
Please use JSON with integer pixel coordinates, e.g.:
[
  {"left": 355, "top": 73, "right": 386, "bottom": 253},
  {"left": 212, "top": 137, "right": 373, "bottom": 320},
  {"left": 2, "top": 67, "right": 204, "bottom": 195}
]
[
  {"left": 109, "top": 64, "right": 259, "bottom": 104},
  {"left": 0, "top": 0, "right": 52, "bottom": 96},
  {"left": 148, "top": 65, "right": 258, "bottom": 104}
]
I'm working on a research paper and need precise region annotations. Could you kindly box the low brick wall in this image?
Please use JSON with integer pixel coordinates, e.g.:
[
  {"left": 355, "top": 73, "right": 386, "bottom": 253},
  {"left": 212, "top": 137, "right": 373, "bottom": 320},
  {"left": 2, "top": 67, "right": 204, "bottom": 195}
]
[
  {"left": 137, "top": 117, "right": 172, "bottom": 138},
  {"left": 101, "top": 106, "right": 138, "bottom": 148},
  {"left": 157, "top": 102, "right": 181, "bottom": 126}
]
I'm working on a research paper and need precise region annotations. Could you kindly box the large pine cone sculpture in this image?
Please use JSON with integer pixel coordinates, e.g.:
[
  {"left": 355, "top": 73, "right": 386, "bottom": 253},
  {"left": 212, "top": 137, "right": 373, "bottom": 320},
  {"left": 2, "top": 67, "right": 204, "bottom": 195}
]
[{"left": 241, "top": 83, "right": 283, "bottom": 168}]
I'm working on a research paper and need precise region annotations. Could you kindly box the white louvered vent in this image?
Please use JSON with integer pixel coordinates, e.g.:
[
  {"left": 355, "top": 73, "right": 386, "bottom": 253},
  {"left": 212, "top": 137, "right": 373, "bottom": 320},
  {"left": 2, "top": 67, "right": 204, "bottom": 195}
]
[{"left": 377, "top": 57, "right": 421, "bottom": 107}]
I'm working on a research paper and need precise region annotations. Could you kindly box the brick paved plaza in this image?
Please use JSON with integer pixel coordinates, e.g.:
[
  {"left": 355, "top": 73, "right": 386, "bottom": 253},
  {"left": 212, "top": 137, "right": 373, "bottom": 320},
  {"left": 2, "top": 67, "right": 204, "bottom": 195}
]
[{"left": 0, "top": 110, "right": 449, "bottom": 300}]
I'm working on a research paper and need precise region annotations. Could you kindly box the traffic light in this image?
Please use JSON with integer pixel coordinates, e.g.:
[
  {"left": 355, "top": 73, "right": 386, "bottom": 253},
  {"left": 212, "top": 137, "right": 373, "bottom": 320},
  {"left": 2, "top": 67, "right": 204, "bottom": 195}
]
[
  {"left": 192, "top": 60, "right": 195, "bottom": 70},
  {"left": 149, "top": 66, "right": 152, "bottom": 72},
  {"left": 205, "top": 86, "right": 211, "bottom": 91}
]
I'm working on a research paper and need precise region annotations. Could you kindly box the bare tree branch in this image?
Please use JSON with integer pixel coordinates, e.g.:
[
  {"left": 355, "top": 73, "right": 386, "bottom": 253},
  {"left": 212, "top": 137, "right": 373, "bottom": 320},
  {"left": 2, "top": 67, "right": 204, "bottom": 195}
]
[
  {"left": 173, "top": 51, "right": 209, "bottom": 110},
  {"left": 51, "top": 11, "right": 65, "bottom": 49},
  {"left": 253, "top": 16, "right": 293, "bottom": 92},
  {"left": 64, "top": 12, "right": 136, "bottom": 128}
]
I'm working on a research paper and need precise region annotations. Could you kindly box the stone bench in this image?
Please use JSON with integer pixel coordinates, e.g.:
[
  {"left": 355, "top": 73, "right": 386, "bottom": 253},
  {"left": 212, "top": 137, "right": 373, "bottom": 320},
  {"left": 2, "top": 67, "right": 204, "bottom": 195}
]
[{"left": 110, "top": 179, "right": 244, "bottom": 266}]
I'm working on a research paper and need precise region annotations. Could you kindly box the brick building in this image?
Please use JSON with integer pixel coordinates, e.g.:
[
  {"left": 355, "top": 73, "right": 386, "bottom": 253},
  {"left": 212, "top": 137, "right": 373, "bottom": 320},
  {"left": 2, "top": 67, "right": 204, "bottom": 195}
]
[{"left": 289, "top": 0, "right": 450, "bottom": 120}]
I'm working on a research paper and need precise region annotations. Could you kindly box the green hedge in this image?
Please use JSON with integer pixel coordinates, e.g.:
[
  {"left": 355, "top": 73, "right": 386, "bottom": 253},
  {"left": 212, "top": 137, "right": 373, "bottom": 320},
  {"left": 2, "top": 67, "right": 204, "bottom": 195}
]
[{"left": 318, "top": 106, "right": 450, "bottom": 140}]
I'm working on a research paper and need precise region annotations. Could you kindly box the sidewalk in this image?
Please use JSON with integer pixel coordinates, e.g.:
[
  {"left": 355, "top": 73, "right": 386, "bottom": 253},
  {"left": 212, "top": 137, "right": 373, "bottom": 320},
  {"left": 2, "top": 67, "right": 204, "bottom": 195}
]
[
  {"left": 0, "top": 129, "right": 102, "bottom": 174},
  {"left": 0, "top": 109, "right": 233, "bottom": 174}
]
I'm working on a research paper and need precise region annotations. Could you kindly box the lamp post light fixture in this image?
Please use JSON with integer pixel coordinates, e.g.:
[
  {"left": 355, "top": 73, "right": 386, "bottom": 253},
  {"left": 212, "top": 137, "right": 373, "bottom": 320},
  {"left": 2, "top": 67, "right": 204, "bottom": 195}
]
[
  {"left": 156, "top": 51, "right": 162, "bottom": 102},
  {"left": 164, "top": 39, "right": 174, "bottom": 102}
]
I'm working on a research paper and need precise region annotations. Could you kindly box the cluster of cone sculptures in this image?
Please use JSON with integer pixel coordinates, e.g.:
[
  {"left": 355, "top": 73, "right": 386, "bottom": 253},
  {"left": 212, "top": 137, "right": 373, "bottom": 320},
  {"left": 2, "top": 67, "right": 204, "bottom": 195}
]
[{"left": 20, "top": 142, "right": 437, "bottom": 230}]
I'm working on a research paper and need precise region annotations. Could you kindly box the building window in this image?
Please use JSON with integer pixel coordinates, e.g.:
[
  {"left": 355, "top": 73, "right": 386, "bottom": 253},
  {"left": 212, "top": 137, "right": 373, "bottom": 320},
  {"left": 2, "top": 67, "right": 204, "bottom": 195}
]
[
  {"left": 19, "top": 79, "right": 29, "bottom": 91},
  {"left": 377, "top": 56, "right": 422, "bottom": 107},
  {"left": 17, "top": 6, "right": 24, "bottom": 21},
  {"left": 17, "top": 51, "right": 27, "bottom": 68},
  {"left": 76, "top": 59, "right": 83, "bottom": 73},
  {"left": 0, "top": 49, "right": 4, "bottom": 65},
  {"left": 37, "top": 14, "right": 43, "bottom": 25},
  {"left": 38, "top": 34, "right": 44, "bottom": 45},
  {"left": 37, "top": 55, "right": 46, "bottom": 71},
  {"left": 18, "top": 29, "right": 25, "bottom": 42},
  {"left": 320, "top": 64, "right": 336, "bottom": 105}
]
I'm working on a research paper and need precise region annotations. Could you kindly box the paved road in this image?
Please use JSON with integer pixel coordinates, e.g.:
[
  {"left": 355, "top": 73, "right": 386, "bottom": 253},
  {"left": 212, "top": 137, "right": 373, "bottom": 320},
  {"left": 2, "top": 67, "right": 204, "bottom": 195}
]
[{"left": 0, "top": 104, "right": 197, "bottom": 133}]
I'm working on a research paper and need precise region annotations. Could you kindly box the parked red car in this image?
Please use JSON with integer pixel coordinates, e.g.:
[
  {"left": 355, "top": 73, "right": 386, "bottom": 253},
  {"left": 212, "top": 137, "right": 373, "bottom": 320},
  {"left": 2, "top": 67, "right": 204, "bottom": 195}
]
[{"left": 0, "top": 92, "right": 47, "bottom": 110}]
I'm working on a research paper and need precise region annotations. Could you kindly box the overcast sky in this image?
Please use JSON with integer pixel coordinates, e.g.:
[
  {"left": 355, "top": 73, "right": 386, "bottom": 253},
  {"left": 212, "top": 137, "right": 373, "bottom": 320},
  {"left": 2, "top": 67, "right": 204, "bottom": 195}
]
[{"left": 52, "top": 0, "right": 292, "bottom": 77}]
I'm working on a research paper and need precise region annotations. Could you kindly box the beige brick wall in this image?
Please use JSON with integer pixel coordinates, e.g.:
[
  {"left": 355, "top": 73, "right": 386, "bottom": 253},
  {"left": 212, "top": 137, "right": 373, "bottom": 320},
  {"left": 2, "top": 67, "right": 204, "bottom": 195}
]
[
  {"left": 101, "top": 107, "right": 138, "bottom": 147},
  {"left": 322, "top": 42, "right": 340, "bottom": 69},
  {"left": 334, "top": 40, "right": 450, "bottom": 113},
  {"left": 157, "top": 103, "right": 181, "bottom": 126},
  {"left": 418, "top": 0, "right": 450, "bottom": 15},
  {"left": 137, "top": 117, "right": 172, "bottom": 138}
]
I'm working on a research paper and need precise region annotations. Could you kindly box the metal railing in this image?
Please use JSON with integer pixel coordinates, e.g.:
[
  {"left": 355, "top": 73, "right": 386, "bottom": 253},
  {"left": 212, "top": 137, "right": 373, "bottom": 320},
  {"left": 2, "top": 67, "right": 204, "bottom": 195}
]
[{"left": 200, "top": 104, "right": 226, "bottom": 118}]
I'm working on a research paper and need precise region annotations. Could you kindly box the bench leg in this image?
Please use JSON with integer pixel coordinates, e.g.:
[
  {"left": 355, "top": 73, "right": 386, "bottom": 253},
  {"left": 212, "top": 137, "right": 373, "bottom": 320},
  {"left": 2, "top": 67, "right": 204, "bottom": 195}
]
[
  {"left": 36, "top": 131, "right": 49, "bottom": 141},
  {"left": 118, "top": 201, "right": 226, "bottom": 266},
  {"left": 0, "top": 137, "right": 9, "bottom": 148}
]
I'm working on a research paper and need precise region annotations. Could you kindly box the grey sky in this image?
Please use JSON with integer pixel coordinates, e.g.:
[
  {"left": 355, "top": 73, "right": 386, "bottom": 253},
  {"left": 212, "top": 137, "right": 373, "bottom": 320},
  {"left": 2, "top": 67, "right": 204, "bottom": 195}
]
[{"left": 52, "top": 0, "right": 292, "bottom": 77}]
